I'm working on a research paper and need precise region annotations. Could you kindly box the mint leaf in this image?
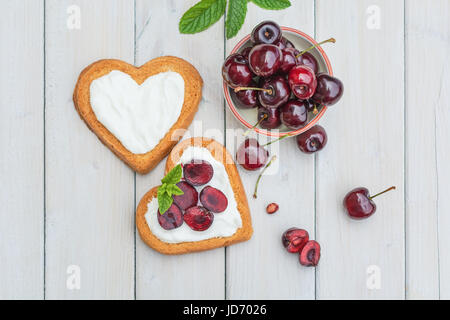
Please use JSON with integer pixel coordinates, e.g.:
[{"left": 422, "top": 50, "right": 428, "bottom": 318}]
[
  {"left": 157, "top": 186, "right": 173, "bottom": 215},
  {"left": 158, "top": 165, "right": 185, "bottom": 214},
  {"left": 161, "top": 164, "right": 183, "bottom": 185},
  {"left": 167, "top": 184, "right": 184, "bottom": 196},
  {"left": 251, "top": 0, "right": 291, "bottom": 10},
  {"left": 226, "top": 0, "right": 248, "bottom": 39},
  {"left": 179, "top": 0, "right": 227, "bottom": 34},
  {"left": 158, "top": 183, "right": 168, "bottom": 195}
]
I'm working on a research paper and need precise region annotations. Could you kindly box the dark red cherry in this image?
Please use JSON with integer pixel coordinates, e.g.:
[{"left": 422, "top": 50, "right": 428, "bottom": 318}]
[
  {"left": 240, "top": 46, "right": 253, "bottom": 61},
  {"left": 311, "top": 73, "right": 344, "bottom": 106},
  {"left": 258, "top": 75, "right": 290, "bottom": 108},
  {"left": 183, "top": 206, "right": 214, "bottom": 231},
  {"left": 222, "top": 53, "right": 253, "bottom": 88},
  {"left": 172, "top": 181, "right": 198, "bottom": 210},
  {"left": 200, "top": 186, "right": 228, "bottom": 213},
  {"left": 292, "top": 37, "right": 335, "bottom": 75},
  {"left": 296, "top": 125, "right": 327, "bottom": 154},
  {"left": 234, "top": 81, "right": 258, "bottom": 109},
  {"left": 305, "top": 100, "right": 316, "bottom": 112},
  {"left": 248, "top": 44, "right": 283, "bottom": 77},
  {"left": 276, "top": 37, "right": 295, "bottom": 50},
  {"left": 183, "top": 160, "right": 214, "bottom": 186},
  {"left": 295, "top": 51, "right": 319, "bottom": 74},
  {"left": 251, "top": 20, "right": 282, "bottom": 45},
  {"left": 282, "top": 228, "right": 309, "bottom": 253},
  {"left": 288, "top": 65, "right": 317, "bottom": 100},
  {"left": 276, "top": 40, "right": 286, "bottom": 50},
  {"left": 280, "top": 100, "right": 308, "bottom": 130},
  {"left": 344, "top": 186, "right": 395, "bottom": 219},
  {"left": 157, "top": 203, "right": 183, "bottom": 230},
  {"left": 257, "top": 106, "right": 281, "bottom": 129},
  {"left": 299, "top": 240, "right": 321, "bottom": 267},
  {"left": 279, "top": 48, "right": 297, "bottom": 74},
  {"left": 236, "top": 138, "right": 269, "bottom": 171}
]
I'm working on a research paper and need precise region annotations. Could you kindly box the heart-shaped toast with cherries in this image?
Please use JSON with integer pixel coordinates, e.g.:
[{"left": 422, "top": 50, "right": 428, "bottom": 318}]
[
  {"left": 73, "top": 56, "right": 202, "bottom": 174},
  {"left": 136, "top": 137, "right": 253, "bottom": 255}
]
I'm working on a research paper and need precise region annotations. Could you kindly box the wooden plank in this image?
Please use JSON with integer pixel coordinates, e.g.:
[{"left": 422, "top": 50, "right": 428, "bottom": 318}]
[
  {"left": 135, "top": 0, "right": 225, "bottom": 299},
  {"left": 315, "top": 0, "right": 405, "bottom": 299},
  {"left": 225, "top": 1, "right": 316, "bottom": 299},
  {"left": 406, "top": 0, "right": 449, "bottom": 299},
  {"left": 0, "top": 0, "right": 44, "bottom": 299},
  {"left": 45, "top": 0, "right": 135, "bottom": 299},
  {"left": 436, "top": 69, "right": 450, "bottom": 299}
]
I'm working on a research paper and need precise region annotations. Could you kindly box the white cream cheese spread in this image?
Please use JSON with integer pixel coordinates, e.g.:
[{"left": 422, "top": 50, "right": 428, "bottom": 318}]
[
  {"left": 145, "top": 146, "right": 243, "bottom": 243},
  {"left": 90, "top": 70, "right": 185, "bottom": 154}
]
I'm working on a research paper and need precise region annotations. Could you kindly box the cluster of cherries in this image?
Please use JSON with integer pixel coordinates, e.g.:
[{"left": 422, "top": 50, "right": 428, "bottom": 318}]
[
  {"left": 282, "top": 228, "right": 320, "bottom": 267},
  {"left": 224, "top": 21, "right": 394, "bottom": 267},
  {"left": 222, "top": 20, "right": 343, "bottom": 133},
  {"left": 158, "top": 160, "right": 229, "bottom": 231},
  {"left": 222, "top": 21, "right": 344, "bottom": 174}
]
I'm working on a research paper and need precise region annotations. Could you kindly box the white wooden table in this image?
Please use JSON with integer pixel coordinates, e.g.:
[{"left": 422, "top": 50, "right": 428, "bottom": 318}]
[{"left": 1, "top": 0, "right": 449, "bottom": 300}]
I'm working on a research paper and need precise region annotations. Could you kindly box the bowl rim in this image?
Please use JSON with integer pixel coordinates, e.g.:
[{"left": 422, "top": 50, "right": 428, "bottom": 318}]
[{"left": 223, "top": 26, "right": 334, "bottom": 137}]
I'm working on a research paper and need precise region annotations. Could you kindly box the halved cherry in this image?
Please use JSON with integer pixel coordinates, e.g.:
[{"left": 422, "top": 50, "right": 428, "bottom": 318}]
[
  {"left": 184, "top": 206, "right": 214, "bottom": 231},
  {"left": 157, "top": 203, "right": 183, "bottom": 230},
  {"left": 173, "top": 181, "right": 198, "bottom": 210},
  {"left": 200, "top": 186, "right": 228, "bottom": 213},
  {"left": 281, "top": 228, "right": 309, "bottom": 253},
  {"left": 183, "top": 160, "right": 214, "bottom": 186},
  {"left": 299, "top": 240, "right": 321, "bottom": 267}
]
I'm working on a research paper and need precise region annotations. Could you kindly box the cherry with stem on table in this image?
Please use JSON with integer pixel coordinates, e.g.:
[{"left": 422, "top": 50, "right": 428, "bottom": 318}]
[
  {"left": 344, "top": 186, "right": 396, "bottom": 219},
  {"left": 236, "top": 138, "right": 269, "bottom": 171}
]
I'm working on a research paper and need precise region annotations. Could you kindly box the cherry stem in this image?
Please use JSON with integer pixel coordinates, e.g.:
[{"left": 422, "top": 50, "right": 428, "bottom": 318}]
[
  {"left": 369, "top": 186, "right": 396, "bottom": 200},
  {"left": 243, "top": 114, "right": 268, "bottom": 136},
  {"left": 262, "top": 134, "right": 292, "bottom": 147},
  {"left": 234, "top": 86, "right": 273, "bottom": 95},
  {"left": 313, "top": 103, "right": 319, "bottom": 115},
  {"left": 295, "top": 38, "right": 336, "bottom": 59},
  {"left": 253, "top": 155, "right": 277, "bottom": 199}
]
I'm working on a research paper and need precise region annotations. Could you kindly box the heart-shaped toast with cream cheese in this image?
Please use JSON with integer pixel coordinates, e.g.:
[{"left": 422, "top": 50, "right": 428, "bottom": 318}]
[
  {"left": 136, "top": 137, "right": 253, "bottom": 255},
  {"left": 73, "top": 57, "right": 202, "bottom": 174}
]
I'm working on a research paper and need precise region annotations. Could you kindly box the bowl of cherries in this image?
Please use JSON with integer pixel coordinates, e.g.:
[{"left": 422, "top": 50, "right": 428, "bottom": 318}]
[{"left": 222, "top": 21, "right": 344, "bottom": 138}]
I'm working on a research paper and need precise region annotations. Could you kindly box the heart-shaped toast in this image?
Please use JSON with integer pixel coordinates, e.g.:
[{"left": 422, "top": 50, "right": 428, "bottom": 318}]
[
  {"left": 73, "top": 56, "right": 202, "bottom": 174},
  {"left": 136, "top": 137, "right": 253, "bottom": 255}
]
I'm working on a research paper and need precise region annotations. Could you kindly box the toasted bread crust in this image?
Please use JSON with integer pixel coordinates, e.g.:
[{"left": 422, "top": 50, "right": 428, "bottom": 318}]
[
  {"left": 136, "top": 137, "right": 253, "bottom": 255},
  {"left": 73, "top": 57, "right": 203, "bottom": 174}
]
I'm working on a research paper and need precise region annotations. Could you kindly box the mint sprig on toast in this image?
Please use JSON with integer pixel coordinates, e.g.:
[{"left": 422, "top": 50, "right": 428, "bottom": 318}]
[{"left": 157, "top": 164, "right": 184, "bottom": 214}]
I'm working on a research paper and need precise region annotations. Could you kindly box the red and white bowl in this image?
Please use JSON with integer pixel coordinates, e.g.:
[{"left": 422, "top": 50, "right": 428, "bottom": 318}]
[{"left": 223, "top": 27, "right": 333, "bottom": 137}]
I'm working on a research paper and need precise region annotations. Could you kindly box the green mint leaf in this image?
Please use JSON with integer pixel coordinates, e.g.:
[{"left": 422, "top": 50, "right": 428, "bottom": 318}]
[
  {"left": 157, "top": 185, "right": 173, "bottom": 215},
  {"left": 158, "top": 165, "right": 185, "bottom": 214},
  {"left": 161, "top": 164, "right": 183, "bottom": 185},
  {"left": 250, "top": 0, "right": 291, "bottom": 10},
  {"left": 158, "top": 183, "right": 168, "bottom": 195},
  {"left": 226, "top": 0, "right": 248, "bottom": 39},
  {"left": 167, "top": 184, "right": 184, "bottom": 196},
  {"left": 179, "top": 0, "right": 227, "bottom": 34}
]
